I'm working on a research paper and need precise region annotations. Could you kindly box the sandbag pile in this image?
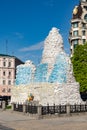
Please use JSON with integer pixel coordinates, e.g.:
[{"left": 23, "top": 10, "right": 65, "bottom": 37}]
[
  {"left": 48, "top": 53, "right": 68, "bottom": 83},
  {"left": 15, "top": 28, "right": 75, "bottom": 84},
  {"left": 11, "top": 27, "right": 84, "bottom": 105},
  {"left": 41, "top": 27, "right": 64, "bottom": 78},
  {"left": 15, "top": 60, "right": 36, "bottom": 85},
  {"left": 34, "top": 63, "right": 48, "bottom": 82}
]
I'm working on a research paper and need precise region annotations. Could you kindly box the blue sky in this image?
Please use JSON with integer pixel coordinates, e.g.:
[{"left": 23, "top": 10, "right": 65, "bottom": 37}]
[{"left": 0, "top": 0, "right": 79, "bottom": 64}]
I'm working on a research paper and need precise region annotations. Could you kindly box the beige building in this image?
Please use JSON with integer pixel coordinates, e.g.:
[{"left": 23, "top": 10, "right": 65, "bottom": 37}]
[
  {"left": 69, "top": 0, "right": 87, "bottom": 56},
  {"left": 0, "top": 54, "right": 23, "bottom": 97}
]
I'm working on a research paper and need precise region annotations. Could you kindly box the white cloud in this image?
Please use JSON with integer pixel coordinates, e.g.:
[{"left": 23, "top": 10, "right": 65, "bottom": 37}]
[
  {"left": 14, "top": 32, "right": 24, "bottom": 39},
  {"left": 19, "top": 41, "right": 44, "bottom": 52}
]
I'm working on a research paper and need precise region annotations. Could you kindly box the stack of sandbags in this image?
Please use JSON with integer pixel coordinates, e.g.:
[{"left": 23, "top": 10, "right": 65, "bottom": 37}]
[
  {"left": 54, "top": 83, "right": 84, "bottom": 105},
  {"left": 11, "top": 27, "right": 84, "bottom": 105},
  {"left": 66, "top": 58, "right": 76, "bottom": 83},
  {"left": 41, "top": 27, "right": 64, "bottom": 78},
  {"left": 48, "top": 52, "right": 68, "bottom": 83},
  {"left": 15, "top": 60, "right": 36, "bottom": 85},
  {"left": 34, "top": 63, "right": 48, "bottom": 82}
]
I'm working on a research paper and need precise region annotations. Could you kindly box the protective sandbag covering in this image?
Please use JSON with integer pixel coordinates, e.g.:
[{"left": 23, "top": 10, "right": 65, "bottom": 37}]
[
  {"left": 48, "top": 53, "right": 68, "bottom": 83},
  {"left": 34, "top": 63, "right": 48, "bottom": 82},
  {"left": 11, "top": 27, "right": 84, "bottom": 105},
  {"left": 15, "top": 60, "right": 36, "bottom": 85}
]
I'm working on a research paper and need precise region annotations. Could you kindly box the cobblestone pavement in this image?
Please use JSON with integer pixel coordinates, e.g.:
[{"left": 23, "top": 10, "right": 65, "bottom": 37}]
[{"left": 0, "top": 111, "right": 87, "bottom": 130}]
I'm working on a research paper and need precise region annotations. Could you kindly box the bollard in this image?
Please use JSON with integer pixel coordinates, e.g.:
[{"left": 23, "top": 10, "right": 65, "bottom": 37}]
[
  {"left": 66, "top": 103, "right": 70, "bottom": 116},
  {"left": 11, "top": 103, "right": 14, "bottom": 112},
  {"left": 58, "top": 104, "right": 61, "bottom": 117},
  {"left": 2, "top": 101, "right": 6, "bottom": 111},
  {"left": 23, "top": 103, "right": 26, "bottom": 114},
  {"left": 37, "top": 104, "right": 42, "bottom": 119}
]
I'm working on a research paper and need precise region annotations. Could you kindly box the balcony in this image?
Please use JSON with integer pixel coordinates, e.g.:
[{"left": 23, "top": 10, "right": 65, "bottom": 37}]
[
  {"left": 69, "top": 35, "right": 81, "bottom": 41},
  {"left": 82, "top": 27, "right": 87, "bottom": 30},
  {"left": 71, "top": 19, "right": 81, "bottom": 23}
]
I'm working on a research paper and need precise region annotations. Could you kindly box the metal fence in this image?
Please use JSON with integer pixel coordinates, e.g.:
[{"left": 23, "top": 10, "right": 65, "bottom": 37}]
[
  {"left": 42, "top": 104, "right": 66, "bottom": 115},
  {"left": 13, "top": 103, "right": 38, "bottom": 114},
  {"left": 70, "top": 104, "right": 87, "bottom": 113},
  {"left": 42, "top": 104, "right": 87, "bottom": 115},
  {"left": 12, "top": 103, "right": 87, "bottom": 116},
  {"left": 14, "top": 104, "right": 23, "bottom": 112},
  {"left": 25, "top": 104, "right": 37, "bottom": 114}
]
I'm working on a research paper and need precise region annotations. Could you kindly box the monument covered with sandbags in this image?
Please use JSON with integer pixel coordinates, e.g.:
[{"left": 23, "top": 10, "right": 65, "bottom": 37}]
[{"left": 11, "top": 27, "right": 83, "bottom": 105}]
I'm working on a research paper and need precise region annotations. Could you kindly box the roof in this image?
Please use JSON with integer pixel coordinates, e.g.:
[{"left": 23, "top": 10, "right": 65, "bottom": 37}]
[
  {"left": 0, "top": 54, "right": 15, "bottom": 58},
  {"left": 0, "top": 54, "right": 24, "bottom": 63}
]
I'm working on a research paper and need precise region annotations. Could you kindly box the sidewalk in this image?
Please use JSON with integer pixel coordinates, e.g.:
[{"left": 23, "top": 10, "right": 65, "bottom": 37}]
[{"left": 0, "top": 110, "right": 87, "bottom": 130}]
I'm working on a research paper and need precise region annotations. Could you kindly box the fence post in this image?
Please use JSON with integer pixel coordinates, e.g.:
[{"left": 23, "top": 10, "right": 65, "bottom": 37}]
[
  {"left": 11, "top": 103, "right": 14, "bottom": 112},
  {"left": 2, "top": 101, "right": 6, "bottom": 111},
  {"left": 58, "top": 104, "right": 61, "bottom": 116},
  {"left": 37, "top": 104, "right": 42, "bottom": 119},
  {"left": 23, "top": 103, "right": 26, "bottom": 114},
  {"left": 66, "top": 103, "right": 70, "bottom": 116}
]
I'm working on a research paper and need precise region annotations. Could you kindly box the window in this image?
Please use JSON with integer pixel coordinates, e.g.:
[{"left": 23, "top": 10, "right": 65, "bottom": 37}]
[
  {"left": 3, "top": 71, "right": 6, "bottom": 76},
  {"left": 3, "top": 80, "right": 6, "bottom": 85},
  {"left": 74, "top": 44, "right": 77, "bottom": 48},
  {"left": 73, "top": 40, "right": 78, "bottom": 48},
  {"left": 83, "top": 39, "right": 86, "bottom": 44},
  {"left": 74, "top": 40, "right": 78, "bottom": 44},
  {"left": 84, "top": 6, "right": 87, "bottom": 10},
  {"left": 72, "top": 22, "right": 78, "bottom": 28},
  {"left": 8, "top": 62, "right": 11, "bottom": 67},
  {"left": 82, "top": 23, "right": 86, "bottom": 28},
  {"left": 3, "top": 62, "right": 6, "bottom": 67},
  {"left": 73, "top": 31, "right": 78, "bottom": 36},
  {"left": 84, "top": 14, "right": 87, "bottom": 21},
  {"left": 82, "top": 0, "right": 87, "bottom": 2},
  {"left": 8, "top": 71, "right": 11, "bottom": 78},
  {"left": 8, "top": 88, "right": 11, "bottom": 92},
  {"left": 2, "top": 88, "right": 5, "bottom": 93},
  {"left": 8, "top": 80, "right": 11, "bottom": 85},
  {"left": 82, "top": 30, "right": 86, "bottom": 36}
]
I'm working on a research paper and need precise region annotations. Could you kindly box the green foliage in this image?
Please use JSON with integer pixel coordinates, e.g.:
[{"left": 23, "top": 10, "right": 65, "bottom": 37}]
[
  {"left": 72, "top": 43, "right": 87, "bottom": 92},
  {"left": 6, "top": 105, "right": 12, "bottom": 109}
]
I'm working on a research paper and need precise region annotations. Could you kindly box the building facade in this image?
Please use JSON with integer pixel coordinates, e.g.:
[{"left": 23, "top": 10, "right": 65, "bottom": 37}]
[
  {"left": 0, "top": 54, "right": 23, "bottom": 97},
  {"left": 69, "top": 0, "right": 87, "bottom": 56}
]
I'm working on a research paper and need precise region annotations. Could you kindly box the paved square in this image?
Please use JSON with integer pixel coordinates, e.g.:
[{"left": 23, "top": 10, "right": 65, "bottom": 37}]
[{"left": 0, "top": 111, "right": 87, "bottom": 130}]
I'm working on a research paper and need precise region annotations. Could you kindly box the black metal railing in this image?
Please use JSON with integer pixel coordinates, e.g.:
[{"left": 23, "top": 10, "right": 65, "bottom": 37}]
[
  {"left": 59, "top": 105, "right": 66, "bottom": 114},
  {"left": 42, "top": 104, "right": 66, "bottom": 115},
  {"left": 14, "top": 104, "right": 23, "bottom": 112},
  {"left": 13, "top": 103, "right": 87, "bottom": 116},
  {"left": 25, "top": 104, "right": 37, "bottom": 114},
  {"left": 42, "top": 104, "right": 87, "bottom": 115},
  {"left": 70, "top": 104, "right": 87, "bottom": 113},
  {"left": 13, "top": 103, "right": 37, "bottom": 114}
]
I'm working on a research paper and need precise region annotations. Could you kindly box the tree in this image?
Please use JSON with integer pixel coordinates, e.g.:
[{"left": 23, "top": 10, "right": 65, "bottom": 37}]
[{"left": 72, "top": 43, "right": 87, "bottom": 92}]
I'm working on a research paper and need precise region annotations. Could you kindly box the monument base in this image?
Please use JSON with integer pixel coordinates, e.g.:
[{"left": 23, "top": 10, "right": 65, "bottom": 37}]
[{"left": 11, "top": 82, "right": 84, "bottom": 105}]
